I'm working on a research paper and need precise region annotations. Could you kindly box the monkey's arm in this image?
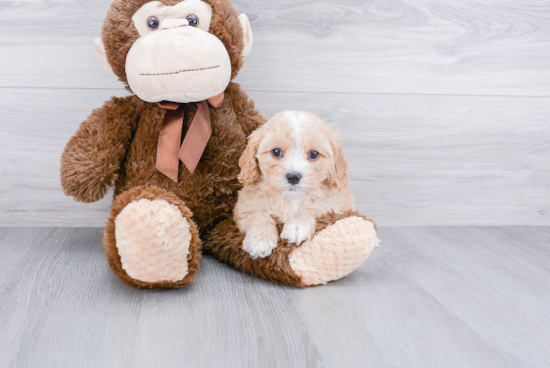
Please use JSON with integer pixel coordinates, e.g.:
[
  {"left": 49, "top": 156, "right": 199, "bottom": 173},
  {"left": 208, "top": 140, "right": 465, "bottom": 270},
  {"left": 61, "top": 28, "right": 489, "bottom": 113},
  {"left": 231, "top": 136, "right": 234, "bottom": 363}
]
[{"left": 61, "top": 96, "right": 138, "bottom": 203}]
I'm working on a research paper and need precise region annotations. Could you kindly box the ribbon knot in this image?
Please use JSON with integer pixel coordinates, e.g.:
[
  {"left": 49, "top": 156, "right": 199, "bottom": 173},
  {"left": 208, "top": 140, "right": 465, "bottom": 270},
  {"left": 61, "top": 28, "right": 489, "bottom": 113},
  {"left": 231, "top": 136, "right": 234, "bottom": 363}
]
[{"left": 156, "top": 92, "right": 224, "bottom": 182}]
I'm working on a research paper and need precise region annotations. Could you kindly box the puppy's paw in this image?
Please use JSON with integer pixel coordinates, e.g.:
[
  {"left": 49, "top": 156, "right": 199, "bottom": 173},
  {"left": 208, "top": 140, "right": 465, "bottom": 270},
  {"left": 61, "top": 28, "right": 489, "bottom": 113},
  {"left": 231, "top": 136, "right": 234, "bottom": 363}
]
[
  {"left": 242, "top": 230, "right": 279, "bottom": 260},
  {"left": 281, "top": 218, "right": 315, "bottom": 245}
]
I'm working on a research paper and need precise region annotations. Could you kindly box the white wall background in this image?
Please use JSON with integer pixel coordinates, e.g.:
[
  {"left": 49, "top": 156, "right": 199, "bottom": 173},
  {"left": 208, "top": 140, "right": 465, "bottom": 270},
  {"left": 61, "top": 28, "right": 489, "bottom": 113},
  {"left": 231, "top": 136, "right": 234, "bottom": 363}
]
[{"left": 0, "top": 0, "right": 549, "bottom": 227}]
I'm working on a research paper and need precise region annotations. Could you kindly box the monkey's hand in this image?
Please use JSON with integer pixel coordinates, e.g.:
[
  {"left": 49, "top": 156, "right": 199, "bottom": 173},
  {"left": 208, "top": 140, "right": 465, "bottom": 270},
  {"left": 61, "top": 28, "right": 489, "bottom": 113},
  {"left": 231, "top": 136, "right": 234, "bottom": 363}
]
[{"left": 61, "top": 96, "right": 137, "bottom": 203}]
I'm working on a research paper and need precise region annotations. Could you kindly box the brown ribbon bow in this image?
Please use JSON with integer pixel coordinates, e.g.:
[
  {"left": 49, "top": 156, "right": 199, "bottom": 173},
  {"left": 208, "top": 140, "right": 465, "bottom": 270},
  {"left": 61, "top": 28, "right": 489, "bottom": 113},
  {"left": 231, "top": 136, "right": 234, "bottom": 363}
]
[{"left": 156, "top": 92, "right": 224, "bottom": 182}]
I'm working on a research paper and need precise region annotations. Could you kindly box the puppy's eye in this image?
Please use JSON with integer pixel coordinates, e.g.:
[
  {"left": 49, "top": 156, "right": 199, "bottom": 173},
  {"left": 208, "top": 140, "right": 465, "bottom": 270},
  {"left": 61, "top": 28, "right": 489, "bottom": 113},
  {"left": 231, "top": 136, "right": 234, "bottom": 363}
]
[
  {"left": 272, "top": 148, "right": 283, "bottom": 158},
  {"left": 309, "top": 151, "right": 320, "bottom": 160},
  {"left": 186, "top": 14, "right": 199, "bottom": 27},
  {"left": 147, "top": 16, "right": 160, "bottom": 30}
]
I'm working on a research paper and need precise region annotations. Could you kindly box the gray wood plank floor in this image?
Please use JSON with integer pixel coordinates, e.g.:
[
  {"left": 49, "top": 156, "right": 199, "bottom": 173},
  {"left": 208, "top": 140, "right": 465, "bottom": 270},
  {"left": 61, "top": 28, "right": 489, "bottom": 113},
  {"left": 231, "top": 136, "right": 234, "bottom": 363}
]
[{"left": 1, "top": 227, "right": 549, "bottom": 368}]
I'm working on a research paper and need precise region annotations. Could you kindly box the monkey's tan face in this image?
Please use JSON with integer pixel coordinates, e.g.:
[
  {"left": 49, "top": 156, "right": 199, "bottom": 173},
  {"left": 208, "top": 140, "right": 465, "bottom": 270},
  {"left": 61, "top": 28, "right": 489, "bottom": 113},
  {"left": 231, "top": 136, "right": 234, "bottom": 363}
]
[
  {"left": 94, "top": 0, "right": 253, "bottom": 104},
  {"left": 126, "top": 0, "right": 230, "bottom": 103}
]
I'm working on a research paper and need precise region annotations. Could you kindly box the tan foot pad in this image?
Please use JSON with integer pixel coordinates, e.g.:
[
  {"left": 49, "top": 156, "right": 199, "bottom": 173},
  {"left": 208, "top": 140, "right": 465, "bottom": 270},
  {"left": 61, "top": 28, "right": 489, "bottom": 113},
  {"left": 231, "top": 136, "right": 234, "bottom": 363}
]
[
  {"left": 115, "top": 199, "right": 192, "bottom": 283},
  {"left": 289, "top": 216, "right": 377, "bottom": 286}
]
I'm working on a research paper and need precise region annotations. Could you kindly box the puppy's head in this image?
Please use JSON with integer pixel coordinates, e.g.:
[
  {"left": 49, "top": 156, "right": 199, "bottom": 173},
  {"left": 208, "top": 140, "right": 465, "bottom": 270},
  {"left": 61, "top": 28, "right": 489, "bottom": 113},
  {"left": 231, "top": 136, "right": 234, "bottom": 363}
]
[{"left": 239, "top": 111, "right": 348, "bottom": 194}]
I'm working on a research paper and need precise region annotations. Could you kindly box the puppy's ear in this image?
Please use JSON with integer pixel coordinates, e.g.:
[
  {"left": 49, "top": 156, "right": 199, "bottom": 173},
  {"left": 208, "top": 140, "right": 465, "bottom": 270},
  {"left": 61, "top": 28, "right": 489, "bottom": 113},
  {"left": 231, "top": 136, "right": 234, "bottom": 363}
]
[
  {"left": 327, "top": 132, "right": 349, "bottom": 191},
  {"left": 239, "top": 129, "right": 262, "bottom": 185}
]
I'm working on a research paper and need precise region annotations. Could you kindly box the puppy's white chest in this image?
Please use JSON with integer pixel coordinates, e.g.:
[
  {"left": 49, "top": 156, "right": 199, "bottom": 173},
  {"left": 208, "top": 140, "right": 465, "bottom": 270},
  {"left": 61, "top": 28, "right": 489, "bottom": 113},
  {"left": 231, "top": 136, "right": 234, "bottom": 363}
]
[
  {"left": 286, "top": 199, "right": 302, "bottom": 221},
  {"left": 271, "top": 196, "right": 305, "bottom": 222}
]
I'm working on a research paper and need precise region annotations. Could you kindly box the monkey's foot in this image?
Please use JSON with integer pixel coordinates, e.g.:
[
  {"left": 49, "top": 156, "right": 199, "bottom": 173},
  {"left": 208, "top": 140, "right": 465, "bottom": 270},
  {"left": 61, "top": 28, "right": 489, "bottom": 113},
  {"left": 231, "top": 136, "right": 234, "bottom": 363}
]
[
  {"left": 206, "top": 210, "right": 377, "bottom": 288},
  {"left": 289, "top": 216, "right": 377, "bottom": 286},
  {"left": 104, "top": 186, "right": 201, "bottom": 289}
]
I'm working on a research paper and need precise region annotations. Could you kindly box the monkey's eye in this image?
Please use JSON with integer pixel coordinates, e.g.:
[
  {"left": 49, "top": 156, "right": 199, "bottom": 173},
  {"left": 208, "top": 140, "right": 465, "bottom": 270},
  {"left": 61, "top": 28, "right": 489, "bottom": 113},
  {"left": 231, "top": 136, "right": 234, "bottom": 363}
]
[
  {"left": 272, "top": 149, "right": 283, "bottom": 158},
  {"left": 309, "top": 151, "right": 320, "bottom": 160},
  {"left": 147, "top": 16, "right": 160, "bottom": 30},
  {"left": 186, "top": 14, "right": 199, "bottom": 27}
]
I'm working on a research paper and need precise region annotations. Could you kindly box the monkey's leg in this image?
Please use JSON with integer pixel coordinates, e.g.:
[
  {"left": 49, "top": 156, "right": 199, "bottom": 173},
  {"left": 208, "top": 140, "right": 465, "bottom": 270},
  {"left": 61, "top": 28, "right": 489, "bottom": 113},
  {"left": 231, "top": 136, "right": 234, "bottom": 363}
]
[
  {"left": 205, "top": 211, "right": 378, "bottom": 287},
  {"left": 104, "top": 185, "right": 202, "bottom": 289}
]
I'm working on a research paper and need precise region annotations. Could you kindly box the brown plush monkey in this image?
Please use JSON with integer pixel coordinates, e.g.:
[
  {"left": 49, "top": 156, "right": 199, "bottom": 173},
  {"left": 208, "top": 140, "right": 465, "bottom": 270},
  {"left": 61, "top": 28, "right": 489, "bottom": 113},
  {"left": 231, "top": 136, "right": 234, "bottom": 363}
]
[{"left": 61, "top": 0, "right": 378, "bottom": 289}]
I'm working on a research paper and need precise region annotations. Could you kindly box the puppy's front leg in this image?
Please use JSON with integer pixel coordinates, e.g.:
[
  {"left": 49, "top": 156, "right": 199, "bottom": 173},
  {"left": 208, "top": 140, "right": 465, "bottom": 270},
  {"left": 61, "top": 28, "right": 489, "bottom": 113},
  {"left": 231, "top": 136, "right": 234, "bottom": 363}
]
[
  {"left": 240, "top": 213, "right": 279, "bottom": 260},
  {"left": 281, "top": 212, "right": 316, "bottom": 245}
]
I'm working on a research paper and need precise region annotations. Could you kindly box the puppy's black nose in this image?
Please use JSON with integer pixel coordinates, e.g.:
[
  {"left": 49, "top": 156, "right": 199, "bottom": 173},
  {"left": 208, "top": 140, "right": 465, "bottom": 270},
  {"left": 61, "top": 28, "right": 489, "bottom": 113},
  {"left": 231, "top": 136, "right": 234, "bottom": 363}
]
[{"left": 286, "top": 173, "right": 302, "bottom": 185}]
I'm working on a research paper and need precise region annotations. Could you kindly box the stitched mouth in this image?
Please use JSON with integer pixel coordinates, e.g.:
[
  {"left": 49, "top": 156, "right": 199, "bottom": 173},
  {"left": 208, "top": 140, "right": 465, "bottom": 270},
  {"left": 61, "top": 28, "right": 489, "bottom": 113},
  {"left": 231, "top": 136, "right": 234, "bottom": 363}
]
[{"left": 140, "top": 65, "right": 220, "bottom": 76}]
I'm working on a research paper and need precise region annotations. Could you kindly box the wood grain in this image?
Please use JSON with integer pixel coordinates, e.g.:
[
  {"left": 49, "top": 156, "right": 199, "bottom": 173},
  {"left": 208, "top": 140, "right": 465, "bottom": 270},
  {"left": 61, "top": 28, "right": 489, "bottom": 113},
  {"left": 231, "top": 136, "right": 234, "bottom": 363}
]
[
  {"left": 1, "top": 227, "right": 549, "bottom": 367},
  {"left": 0, "top": 0, "right": 549, "bottom": 96},
  {"left": 0, "top": 88, "right": 548, "bottom": 226},
  {"left": 1, "top": 0, "right": 549, "bottom": 226}
]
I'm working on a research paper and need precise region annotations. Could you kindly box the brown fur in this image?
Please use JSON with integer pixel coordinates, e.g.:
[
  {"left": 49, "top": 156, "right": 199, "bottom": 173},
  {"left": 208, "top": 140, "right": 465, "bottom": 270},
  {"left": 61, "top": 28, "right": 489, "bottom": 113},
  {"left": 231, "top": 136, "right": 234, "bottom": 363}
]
[
  {"left": 61, "top": 80, "right": 265, "bottom": 287},
  {"left": 61, "top": 0, "right": 375, "bottom": 289},
  {"left": 205, "top": 210, "right": 377, "bottom": 287},
  {"left": 60, "top": 96, "right": 139, "bottom": 203}
]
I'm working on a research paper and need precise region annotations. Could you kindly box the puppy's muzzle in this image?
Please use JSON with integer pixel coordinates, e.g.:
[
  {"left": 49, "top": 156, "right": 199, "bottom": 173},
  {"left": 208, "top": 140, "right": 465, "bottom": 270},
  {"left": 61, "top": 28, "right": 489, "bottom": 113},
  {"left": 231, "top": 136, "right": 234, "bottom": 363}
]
[{"left": 286, "top": 172, "right": 302, "bottom": 185}]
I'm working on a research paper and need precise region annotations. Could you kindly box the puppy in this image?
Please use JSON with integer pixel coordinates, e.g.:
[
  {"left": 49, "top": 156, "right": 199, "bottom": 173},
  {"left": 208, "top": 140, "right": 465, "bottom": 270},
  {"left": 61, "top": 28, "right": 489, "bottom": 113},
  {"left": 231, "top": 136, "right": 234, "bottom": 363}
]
[{"left": 235, "top": 111, "right": 355, "bottom": 259}]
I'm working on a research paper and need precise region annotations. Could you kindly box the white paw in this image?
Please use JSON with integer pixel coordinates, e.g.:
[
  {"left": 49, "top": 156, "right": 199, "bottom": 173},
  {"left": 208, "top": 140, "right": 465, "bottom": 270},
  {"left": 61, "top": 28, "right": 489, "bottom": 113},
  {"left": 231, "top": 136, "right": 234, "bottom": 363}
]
[
  {"left": 242, "top": 231, "right": 278, "bottom": 259},
  {"left": 281, "top": 219, "right": 315, "bottom": 245}
]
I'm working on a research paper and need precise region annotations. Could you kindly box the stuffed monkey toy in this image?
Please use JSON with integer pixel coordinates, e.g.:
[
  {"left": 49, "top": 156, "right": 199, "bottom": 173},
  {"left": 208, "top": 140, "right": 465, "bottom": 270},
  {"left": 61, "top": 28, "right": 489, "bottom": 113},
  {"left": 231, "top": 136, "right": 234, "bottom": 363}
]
[{"left": 61, "top": 0, "right": 378, "bottom": 289}]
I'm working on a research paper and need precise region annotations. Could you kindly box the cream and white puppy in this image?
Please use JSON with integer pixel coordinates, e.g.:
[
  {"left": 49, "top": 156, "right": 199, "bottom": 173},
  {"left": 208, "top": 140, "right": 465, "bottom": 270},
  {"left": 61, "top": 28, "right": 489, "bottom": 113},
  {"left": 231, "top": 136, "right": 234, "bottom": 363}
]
[{"left": 235, "top": 111, "right": 355, "bottom": 259}]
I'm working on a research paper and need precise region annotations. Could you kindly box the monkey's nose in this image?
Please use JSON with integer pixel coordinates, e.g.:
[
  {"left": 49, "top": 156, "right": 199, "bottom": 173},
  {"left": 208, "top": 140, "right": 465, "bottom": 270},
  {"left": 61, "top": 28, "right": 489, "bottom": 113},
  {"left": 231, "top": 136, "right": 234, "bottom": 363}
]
[
  {"left": 286, "top": 173, "right": 302, "bottom": 185},
  {"left": 161, "top": 18, "right": 190, "bottom": 29}
]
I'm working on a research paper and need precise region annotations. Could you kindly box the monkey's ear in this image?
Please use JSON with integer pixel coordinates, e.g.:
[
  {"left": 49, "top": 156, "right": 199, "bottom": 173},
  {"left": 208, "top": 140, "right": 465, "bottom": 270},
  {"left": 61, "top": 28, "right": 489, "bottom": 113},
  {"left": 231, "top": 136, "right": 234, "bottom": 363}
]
[
  {"left": 238, "top": 14, "right": 253, "bottom": 58},
  {"left": 93, "top": 38, "right": 116, "bottom": 76}
]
